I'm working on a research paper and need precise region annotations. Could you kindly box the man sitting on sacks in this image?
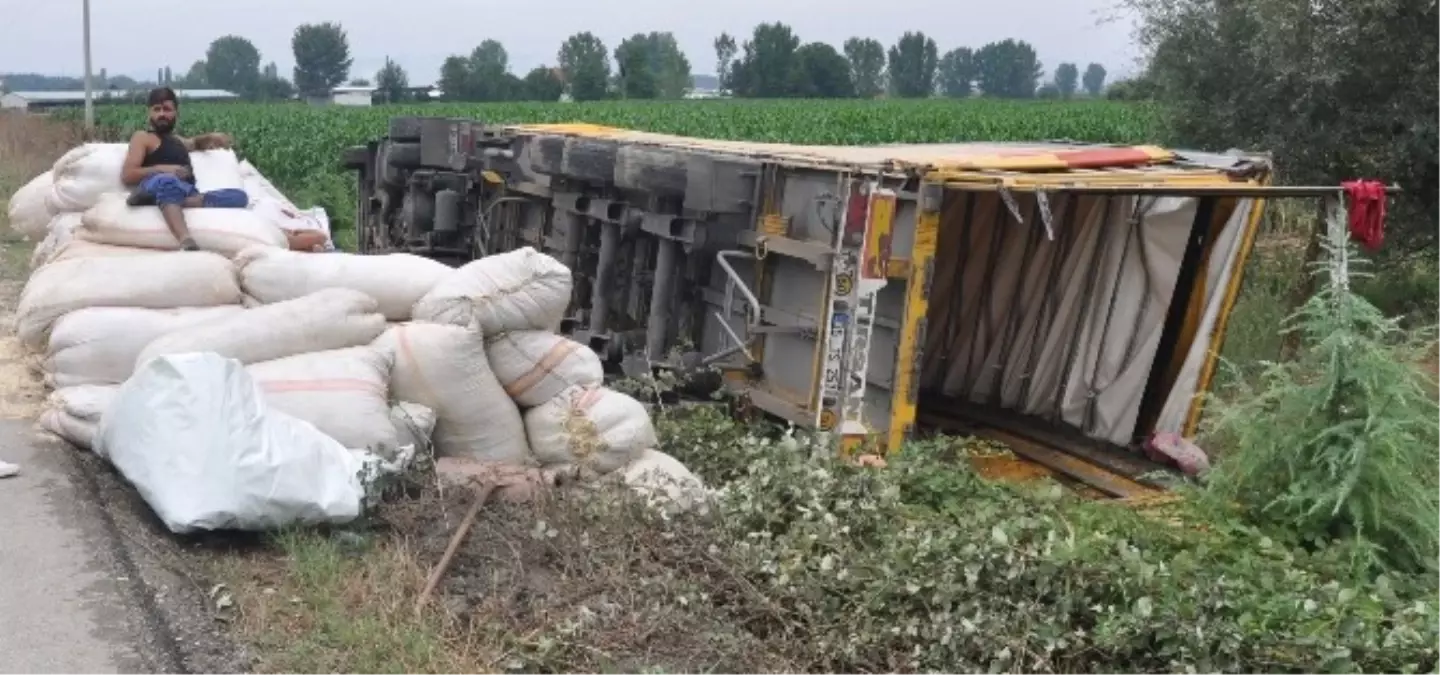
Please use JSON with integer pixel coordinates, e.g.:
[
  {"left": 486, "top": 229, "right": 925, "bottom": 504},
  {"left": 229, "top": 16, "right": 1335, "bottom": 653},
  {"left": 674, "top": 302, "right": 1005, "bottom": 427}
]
[
  {"left": 121, "top": 86, "right": 328, "bottom": 253},
  {"left": 121, "top": 86, "right": 245, "bottom": 251}
]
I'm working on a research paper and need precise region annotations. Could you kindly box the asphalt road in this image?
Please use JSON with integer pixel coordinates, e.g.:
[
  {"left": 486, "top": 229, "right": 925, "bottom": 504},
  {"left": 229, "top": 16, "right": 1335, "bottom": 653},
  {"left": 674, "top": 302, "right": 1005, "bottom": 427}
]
[
  {"left": 0, "top": 419, "right": 161, "bottom": 673},
  {"left": 0, "top": 232, "right": 243, "bottom": 674}
]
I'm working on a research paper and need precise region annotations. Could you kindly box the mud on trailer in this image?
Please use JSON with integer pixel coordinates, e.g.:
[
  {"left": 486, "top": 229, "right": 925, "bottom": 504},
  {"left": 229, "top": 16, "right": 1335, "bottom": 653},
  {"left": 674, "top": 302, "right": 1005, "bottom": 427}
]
[{"left": 343, "top": 116, "right": 1330, "bottom": 496}]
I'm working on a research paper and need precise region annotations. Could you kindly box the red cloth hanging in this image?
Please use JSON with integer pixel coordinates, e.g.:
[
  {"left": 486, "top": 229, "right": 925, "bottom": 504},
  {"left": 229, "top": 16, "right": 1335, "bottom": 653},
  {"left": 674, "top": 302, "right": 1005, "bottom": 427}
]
[{"left": 1341, "top": 180, "right": 1387, "bottom": 251}]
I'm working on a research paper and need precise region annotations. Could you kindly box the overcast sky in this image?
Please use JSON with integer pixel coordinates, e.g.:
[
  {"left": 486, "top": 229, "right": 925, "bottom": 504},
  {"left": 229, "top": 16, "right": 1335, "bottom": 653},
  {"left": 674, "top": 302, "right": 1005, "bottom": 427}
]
[{"left": 0, "top": 0, "right": 1142, "bottom": 86}]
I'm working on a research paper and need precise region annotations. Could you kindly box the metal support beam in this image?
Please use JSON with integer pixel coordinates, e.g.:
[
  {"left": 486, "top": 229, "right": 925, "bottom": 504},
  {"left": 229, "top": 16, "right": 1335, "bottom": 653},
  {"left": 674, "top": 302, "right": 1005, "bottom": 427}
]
[
  {"left": 646, "top": 238, "right": 679, "bottom": 359},
  {"left": 588, "top": 221, "right": 620, "bottom": 337}
]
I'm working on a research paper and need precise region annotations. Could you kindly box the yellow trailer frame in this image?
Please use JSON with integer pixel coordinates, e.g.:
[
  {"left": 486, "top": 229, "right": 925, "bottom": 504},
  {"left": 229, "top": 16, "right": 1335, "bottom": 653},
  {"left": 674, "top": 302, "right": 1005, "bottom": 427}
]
[{"left": 495, "top": 124, "right": 1304, "bottom": 489}]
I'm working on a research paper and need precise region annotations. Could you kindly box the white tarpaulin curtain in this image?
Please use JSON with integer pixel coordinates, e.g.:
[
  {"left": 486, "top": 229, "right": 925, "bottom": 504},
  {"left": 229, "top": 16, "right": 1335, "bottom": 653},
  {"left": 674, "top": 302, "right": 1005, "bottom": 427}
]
[
  {"left": 920, "top": 191, "right": 1253, "bottom": 446},
  {"left": 1154, "top": 199, "right": 1255, "bottom": 435}
]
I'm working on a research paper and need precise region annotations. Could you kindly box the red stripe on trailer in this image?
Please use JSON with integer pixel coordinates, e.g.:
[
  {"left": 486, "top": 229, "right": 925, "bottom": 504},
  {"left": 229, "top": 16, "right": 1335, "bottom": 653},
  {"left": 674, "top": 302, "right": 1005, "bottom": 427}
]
[{"left": 1051, "top": 147, "right": 1163, "bottom": 169}]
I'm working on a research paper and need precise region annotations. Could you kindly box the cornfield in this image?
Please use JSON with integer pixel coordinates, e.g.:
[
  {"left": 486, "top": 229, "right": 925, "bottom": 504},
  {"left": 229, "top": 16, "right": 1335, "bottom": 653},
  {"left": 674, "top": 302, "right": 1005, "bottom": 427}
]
[{"left": 85, "top": 98, "right": 1164, "bottom": 232}]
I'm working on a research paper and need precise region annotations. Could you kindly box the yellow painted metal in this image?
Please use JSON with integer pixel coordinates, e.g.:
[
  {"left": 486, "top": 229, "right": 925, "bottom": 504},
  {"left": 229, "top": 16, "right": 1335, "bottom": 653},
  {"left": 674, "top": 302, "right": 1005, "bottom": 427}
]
[
  {"left": 750, "top": 168, "right": 782, "bottom": 378},
  {"left": 861, "top": 190, "right": 896, "bottom": 281},
  {"left": 885, "top": 182, "right": 941, "bottom": 453},
  {"left": 929, "top": 169, "right": 1239, "bottom": 190},
  {"left": 888, "top": 167, "right": 1276, "bottom": 449},
  {"left": 511, "top": 123, "right": 625, "bottom": 136},
  {"left": 1183, "top": 181, "right": 1272, "bottom": 435},
  {"left": 885, "top": 258, "right": 912, "bottom": 279},
  {"left": 839, "top": 431, "right": 866, "bottom": 455},
  {"left": 506, "top": 122, "right": 1278, "bottom": 447},
  {"left": 759, "top": 213, "right": 790, "bottom": 237},
  {"left": 916, "top": 145, "right": 1176, "bottom": 172}
]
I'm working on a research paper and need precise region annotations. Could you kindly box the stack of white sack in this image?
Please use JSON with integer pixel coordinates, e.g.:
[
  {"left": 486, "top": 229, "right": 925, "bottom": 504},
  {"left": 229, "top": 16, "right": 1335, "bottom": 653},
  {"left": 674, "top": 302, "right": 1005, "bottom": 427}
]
[
  {"left": 73, "top": 150, "right": 290, "bottom": 258},
  {"left": 485, "top": 329, "right": 658, "bottom": 476},
  {"left": 46, "top": 143, "right": 129, "bottom": 214},
  {"left": 426, "top": 253, "right": 681, "bottom": 494},
  {"left": 78, "top": 193, "right": 288, "bottom": 257},
  {"left": 96, "top": 352, "right": 405, "bottom": 534},
  {"left": 372, "top": 322, "right": 530, "bottom": 463},
  {"left": 234, "top": 246, "right": 451, "bottom": 321},
  {"left": 29, "top": 214, "right": 159, "bottom": 271},
  {"left": 135, "top": 288, "right": 386, "bottom": 368},
  {"left": 16, "top": 251, "right": 244, "bottom": 351},
  {"left": 8, "top": 145, "right": 318, "bottom": 266},
  {"left": 238, "top": 160, "right": 337, "bottom": 251},
  {"left": 7, "top": 170, "right": 58, "bottom": 239},
  {"left": 244, "top": 345, "right": 401, "bottom": 455},
  {"left": 413, "top": 246, "right": 572, "bottom": 333},
  {"left": 42, "top": 305, "right": 246, "bottom": 388},
  {"left": 20, "top": 250, "right": 248, "bottom": 447},
  {"left": 37, "top": 384, "right": 117, "bottom": 452},
  {"left": 12, "top": 151, "right": 703, "bottom": 518}
]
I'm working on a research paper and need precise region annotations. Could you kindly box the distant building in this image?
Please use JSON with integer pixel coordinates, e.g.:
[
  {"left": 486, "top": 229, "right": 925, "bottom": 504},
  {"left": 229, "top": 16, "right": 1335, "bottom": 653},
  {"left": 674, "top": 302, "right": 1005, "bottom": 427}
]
[
  {"left": 307, "top": 85, "right": 442, "bottom": 107},
  {"left": 329, "top": 85, "right": 378, "bottom": 107},
  {"left": 0, "top": 88, "right": 240, "bottom": 112}
]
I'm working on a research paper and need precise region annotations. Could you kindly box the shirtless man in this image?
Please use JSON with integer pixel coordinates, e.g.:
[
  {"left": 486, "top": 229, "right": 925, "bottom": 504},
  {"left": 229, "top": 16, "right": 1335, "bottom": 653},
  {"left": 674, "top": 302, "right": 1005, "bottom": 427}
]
[{"left": 120, "top": 86, "right": 246, "bottom": 251}]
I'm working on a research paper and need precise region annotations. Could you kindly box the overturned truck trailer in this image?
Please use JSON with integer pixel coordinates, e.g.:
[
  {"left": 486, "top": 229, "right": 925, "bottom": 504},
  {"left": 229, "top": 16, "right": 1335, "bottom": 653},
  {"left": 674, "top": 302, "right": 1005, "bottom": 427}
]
[{"left": 344, "top": 117, "right": 1284, "bottom": 494}]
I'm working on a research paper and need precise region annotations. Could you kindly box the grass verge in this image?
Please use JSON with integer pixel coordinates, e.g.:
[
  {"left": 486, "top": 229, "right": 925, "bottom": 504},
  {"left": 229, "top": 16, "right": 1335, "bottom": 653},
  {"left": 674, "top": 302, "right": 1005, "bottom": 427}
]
[
  {"left": 209, "top": 531, "right": 478, "bottom": 673},
  {"left": 209, "top": 404, "right": 1439, "bottom": 674},
  {"left": 202, "top": 200, "right": 1438, "bottom": 675}
]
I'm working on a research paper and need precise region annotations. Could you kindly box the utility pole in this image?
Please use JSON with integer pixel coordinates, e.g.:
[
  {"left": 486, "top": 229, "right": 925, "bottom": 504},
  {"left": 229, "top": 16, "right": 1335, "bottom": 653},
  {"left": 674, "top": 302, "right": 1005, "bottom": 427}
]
[{"left": 82, "top": 0, "right": 94, "bottom": 134}]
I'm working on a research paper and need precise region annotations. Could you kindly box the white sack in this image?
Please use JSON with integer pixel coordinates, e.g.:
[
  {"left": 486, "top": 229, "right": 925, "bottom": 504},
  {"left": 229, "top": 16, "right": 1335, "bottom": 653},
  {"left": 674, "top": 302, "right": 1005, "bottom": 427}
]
[
  {"left": 391, "top": 402, "right": 437, "bottom": 456},
  {"left": 235, "top": 246, "right": 451, "bottom": 320},
  {"left": 412, "top": 246, "right": 572, "bottom": 334},
  {"left": 37, "top": 384, "right": 117, "bottom": 452},
  {"left": 15, "top": 251, "right": 243, "bottom": 350},
  {"left": 136, "top": 288, "right": 386, "bottom": 369},
  {"left": 372, "top": 323, "right": 530, "bottom": 463},
  {"left": 44, "top": 240, "right": 154, "bottom": 268},
  {"left": 48, "top": 143, "right": 128, "bottom": 213},
  {"left": 189, "top": 149, "right": 245, "bottom": 194},
  {"left": 486, "top": 330, "right": 604, "bottom": 408},
  {"left": 45, "top": 306, "right": 245, "bottom": 388},
  {"left": 96, "top": 352, "right": 373, "bottom": 533},
  {"left": 246, "top": 346, "right": 398, "bottom": 453},
  {"left": 525, "top": 385, "right": 654, "bottom": 475},
  {"left": 621, "top": 449, "right": 708, "bottom": 515},
  {"left": 253, "top": 205, "right": 336, "bottom": 251},
  {"left": 80, "top": 194, "right": 287, "bottom": 257},
  {"left": 28, "top": 212, "right": 83, "bottom": 269},
  {"left": 8, "top": 171, "right": 56, "bottom": 238},
  {"left": 239, "top": 160, "right": 298, "bottom": 212}
]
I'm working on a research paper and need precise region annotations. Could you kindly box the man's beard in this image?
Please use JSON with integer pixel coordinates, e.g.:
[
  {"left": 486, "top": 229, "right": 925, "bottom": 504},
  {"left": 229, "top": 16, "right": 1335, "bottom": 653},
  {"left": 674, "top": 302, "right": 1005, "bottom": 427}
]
[{"left": 150, "top": 118, "right": 175, "bottom": 133}]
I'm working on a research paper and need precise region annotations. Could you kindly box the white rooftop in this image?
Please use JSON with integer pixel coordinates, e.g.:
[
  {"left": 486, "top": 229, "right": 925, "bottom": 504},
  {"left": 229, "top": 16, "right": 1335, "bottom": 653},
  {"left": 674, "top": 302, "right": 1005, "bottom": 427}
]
[{"left": 3, "top": 89, "right": 240, "bottom": 102}]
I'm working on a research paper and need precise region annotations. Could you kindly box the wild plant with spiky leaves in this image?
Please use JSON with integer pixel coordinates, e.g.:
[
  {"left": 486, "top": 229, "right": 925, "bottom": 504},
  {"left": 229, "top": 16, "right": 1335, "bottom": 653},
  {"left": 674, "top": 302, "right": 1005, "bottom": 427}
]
[{"left": 1204, "top": 198, "right": 1439, "bottom": 576}]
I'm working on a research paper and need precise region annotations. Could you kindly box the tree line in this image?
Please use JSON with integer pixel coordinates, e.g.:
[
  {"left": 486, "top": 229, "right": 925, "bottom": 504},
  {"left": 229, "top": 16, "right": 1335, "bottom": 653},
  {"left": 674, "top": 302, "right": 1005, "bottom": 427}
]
[
  {"left": 85, "top": 21, "right": 1107, "bottom": 104},
  {"left": 437, "top": 24, "right": 1108, "bottom": 102},
  {"left": 150, "top": 23, "right": 364, "bottom": 102},
  {"left": 714, "top": 26, "right": 1104, "bottom": 101},
  {"left": 1117, "top": 0, "right": 1437, "bottom": 257}
]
